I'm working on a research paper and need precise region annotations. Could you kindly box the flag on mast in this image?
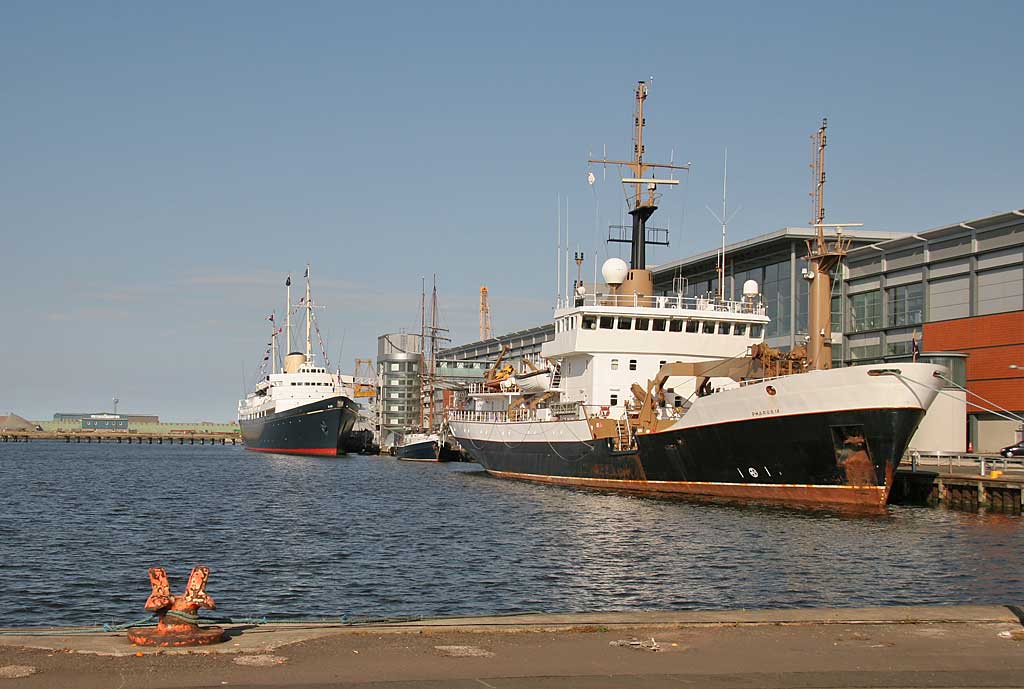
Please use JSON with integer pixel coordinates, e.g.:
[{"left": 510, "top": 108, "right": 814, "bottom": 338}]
[
  {"left": 286, "top": 276, "right": 291, "bottom": 287},
  {"left": 911, "top": 331, "right": 920, "bottom": 362}
]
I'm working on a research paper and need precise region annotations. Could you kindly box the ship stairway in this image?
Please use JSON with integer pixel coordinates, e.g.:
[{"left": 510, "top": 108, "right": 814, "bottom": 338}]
[
  {"left": 551, "top": 364, "right": 562, "bottom": 389},
  {"left": 614, "top": 417, "right": 636, "bottom": 452}
]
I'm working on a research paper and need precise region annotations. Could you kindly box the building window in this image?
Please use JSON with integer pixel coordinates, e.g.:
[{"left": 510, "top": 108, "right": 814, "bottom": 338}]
[
  {"left": 652, "top": 319, "right": 667, "bottom": 331},
  {"left": 390, "top": 363, "right": 400, "bottom": 372},
  {"left": 629, "top": 359, "right": 637, "bottom": 371},
  {"left": 600, "top": 316, "right": 614, "bottom": 329},
  {"left": 611, "top": 359, "right": 619, "bottom": 370},
  {"left": 617, "top": 317, "right": 632, "bottom": 330},
  {"left": 888, "top": 284, "right": 924, "bottom": 327},
  {"left": 849, "top": 291, "right": 882, "bottom": 331}
]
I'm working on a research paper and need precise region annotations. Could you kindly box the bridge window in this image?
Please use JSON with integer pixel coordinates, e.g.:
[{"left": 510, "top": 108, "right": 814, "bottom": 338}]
[
  {"left": 652, "top": 319, "right": 667, "bottom": 331},
  {"left": 703, "top": 321, "right": 715, "bottom": 334},
  {"left": 635, "top": 318, "right": 649, "bottom": 331},
  {"left": 611, "top": 359, "right": 619, "bottom": 370},
  {"left": 610, "top": 394, "right": 618, "bottom": 406},
  {"left": 670, "top": 320, "right": 685, "bottom": 332},
  {"left": 583, "top": 316, "right": 597, "bottom": 330},
  {"left": 617, "top": 317, "right": 632, "bottom": 330},
  {"left": 734, "top": 323, "right": 747, "bottom": 336},
  {"left": 685, "top": 320, "right": 699, "bottom": 333},
  {"left": 718, "top": 322, "right": 730, "bottom": 335},
  {"left": 629, "top": 359, "right": 637, "bottom": 371},
  {"left": 600, "top": 317, "right": 614, "bottom": 329},
  {"left": 750, "top": 324, "right": 764, "bottom": 338}
]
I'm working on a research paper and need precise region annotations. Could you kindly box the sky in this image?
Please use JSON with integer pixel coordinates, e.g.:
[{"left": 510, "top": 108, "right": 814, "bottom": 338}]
[{"left": 2, "top": 1, "right": 1021, "bottom": 421}]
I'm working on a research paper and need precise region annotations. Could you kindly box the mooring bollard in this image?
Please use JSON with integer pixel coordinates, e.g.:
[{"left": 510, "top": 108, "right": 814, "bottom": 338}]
[{"left": 127, "top": 566, "right": 227, "bottom": 647}]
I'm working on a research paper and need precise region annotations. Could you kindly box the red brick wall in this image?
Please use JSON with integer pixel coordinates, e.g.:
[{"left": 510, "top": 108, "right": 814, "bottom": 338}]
[{"left": 924, "top": 311, "right": 1024, "bottom": 413}]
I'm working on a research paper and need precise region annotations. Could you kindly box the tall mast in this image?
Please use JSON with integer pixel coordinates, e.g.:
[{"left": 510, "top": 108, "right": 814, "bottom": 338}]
[
  {"left": 804, "top": 118, "right": 858, "bottom": 371},
  {"left": 304, "top": 264, "right": 312, "bottom": 361},
  {"left": 419, "top": 277, "right": 425, "bottom": 431},
  {"left": 428, "top": 276, "right": 438, "bottom": 431},
  {"left": 588, "top": 81, "right": 689, "bottom": 293},
  {"left": 707, "top": 149, "right": 738, "bottom": 302},
  {"left": 270, "top": 312, "right": 277, "bottom": 374},
  {"left": 285, "top": 275, "right": 292, "bottom": 353}
]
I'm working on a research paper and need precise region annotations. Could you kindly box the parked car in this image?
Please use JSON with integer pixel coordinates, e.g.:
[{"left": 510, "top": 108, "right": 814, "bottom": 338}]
[{"left": 999, "top": 441, "right": 1024, "bottom": 458}]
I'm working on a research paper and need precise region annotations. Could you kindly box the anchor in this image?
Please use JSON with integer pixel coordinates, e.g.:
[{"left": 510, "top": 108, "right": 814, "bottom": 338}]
[{"left": 127, "top": 566, "right": 227, "bottom": 646}]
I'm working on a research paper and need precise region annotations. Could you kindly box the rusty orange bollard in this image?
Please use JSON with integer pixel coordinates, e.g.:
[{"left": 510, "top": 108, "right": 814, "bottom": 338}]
[{"left": 127, "top": 566, "right": 227, "bottom": 646}]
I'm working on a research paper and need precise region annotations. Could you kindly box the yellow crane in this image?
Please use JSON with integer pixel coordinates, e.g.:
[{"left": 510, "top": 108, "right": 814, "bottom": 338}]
[
  {"left": 479, "top": 286, "right": 492, "bottom": 340},
  {"left": 352, "top": 358, "right": 376, "bottom": 398}
]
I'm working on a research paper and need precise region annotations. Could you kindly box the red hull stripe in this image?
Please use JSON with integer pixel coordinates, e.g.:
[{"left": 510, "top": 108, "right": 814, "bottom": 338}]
[{"left": 245, "top": 446, "right": 337, "bottom": 457}]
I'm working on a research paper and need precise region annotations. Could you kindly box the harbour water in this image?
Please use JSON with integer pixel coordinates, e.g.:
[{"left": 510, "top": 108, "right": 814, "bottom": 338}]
[{"left": 1, "top": 443, "right": 1021, "bottom": 628}]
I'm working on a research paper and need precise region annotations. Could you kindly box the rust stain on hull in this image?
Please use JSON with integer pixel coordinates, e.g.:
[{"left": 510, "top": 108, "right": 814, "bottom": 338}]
[{"left": 486, "top": 470, "right": 891, "bottom": 510}]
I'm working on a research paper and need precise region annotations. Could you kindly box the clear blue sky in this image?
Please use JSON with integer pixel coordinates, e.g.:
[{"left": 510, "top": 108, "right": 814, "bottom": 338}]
[{"left": 2, "top": 1, "right": 1021, "bottom": 421}]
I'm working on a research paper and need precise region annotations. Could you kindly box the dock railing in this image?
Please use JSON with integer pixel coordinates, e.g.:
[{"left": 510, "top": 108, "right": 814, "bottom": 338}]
[{"left": 904, "top": 451, "right": 1023, "bottom": 476}]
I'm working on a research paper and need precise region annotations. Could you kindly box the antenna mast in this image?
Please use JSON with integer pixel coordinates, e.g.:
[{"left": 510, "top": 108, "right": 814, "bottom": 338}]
[
  {"left": 285, "top": 274, "right": 292, "bottom": 353},
  {"left": 304, "top": 264, "right": 312, "bottom": 360},
  {"left": 810, "top": 118, "right": 827, "bottom": 231},
  {"left": 706, "top": 149, "right": 739, "bottom": 302},
  {"left": 803, "top": 117, "right": 857, "bottom": 371},
  {"left": 588, "top": 81, "right": 689, "bottom": 295}
]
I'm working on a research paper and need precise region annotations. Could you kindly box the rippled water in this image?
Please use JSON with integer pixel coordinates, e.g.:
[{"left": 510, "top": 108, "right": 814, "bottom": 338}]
[{"left": 0, "top": 442, "right": 1021, "bottom": 627}]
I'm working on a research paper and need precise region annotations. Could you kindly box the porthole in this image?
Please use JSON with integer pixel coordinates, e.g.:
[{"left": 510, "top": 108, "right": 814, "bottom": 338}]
[{"left": 766, "top": 385, "right": 777, "bottom": 396}]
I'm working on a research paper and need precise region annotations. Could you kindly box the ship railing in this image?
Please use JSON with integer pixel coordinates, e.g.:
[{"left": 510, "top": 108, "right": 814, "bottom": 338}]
[
  {"left": 557, "top": 292, "right": 766, "bottom": 315},
  {"left": 465, "top": 381, "right": 521, "bottom": 395}
]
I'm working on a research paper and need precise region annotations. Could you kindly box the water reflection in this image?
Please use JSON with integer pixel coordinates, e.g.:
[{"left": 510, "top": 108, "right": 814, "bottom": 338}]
[{"left": 0, "top": 443, "right": 1020, "bottom": 626}]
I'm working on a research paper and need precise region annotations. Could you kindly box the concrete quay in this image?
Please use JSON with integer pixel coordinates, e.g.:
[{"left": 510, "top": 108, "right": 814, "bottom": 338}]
[
  {"left": 0, "top": 431, "right": 240, "bottom": 446},
  {"left": 2, "top": 605, "right": 1023, "bottom": 688}
]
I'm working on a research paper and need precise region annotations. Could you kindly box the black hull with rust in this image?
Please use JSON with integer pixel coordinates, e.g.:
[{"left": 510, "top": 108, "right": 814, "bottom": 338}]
[
  {"left": 460, "top": 407, "right": 925, "bottom": 509},
  {"left": 240, "top": 395, "right": 359, "bottom": 457}
]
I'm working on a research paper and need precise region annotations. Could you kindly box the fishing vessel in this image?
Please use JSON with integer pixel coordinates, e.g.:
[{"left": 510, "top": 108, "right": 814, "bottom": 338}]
[
  {"left": 447, "top": 81, "right": 946, "bottom": 509},
  {"left": 238, "top": 267, "right": 359, "bottom": 456}
]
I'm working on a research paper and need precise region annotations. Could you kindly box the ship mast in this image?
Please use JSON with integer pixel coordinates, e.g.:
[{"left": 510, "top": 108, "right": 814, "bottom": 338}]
[
  {"left": 270, "top": 312, "right": 277, "bottom": 375},
  {"left": 588, "top": 81, "right": 689, "bottom": 295},
  {"left": 304, "top": 263, "right": 312, "bottom": 361},
  {"left": 804, "top": 118, "right": 858, "bottom": 370},
  {"left": 285, "top": 274, "right": 292, "bottom": 353}
]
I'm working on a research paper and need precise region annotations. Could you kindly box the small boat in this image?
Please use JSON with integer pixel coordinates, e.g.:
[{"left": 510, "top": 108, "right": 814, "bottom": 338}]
[{"left": 513, "top": 368, "right": 552, "bottom": 395}]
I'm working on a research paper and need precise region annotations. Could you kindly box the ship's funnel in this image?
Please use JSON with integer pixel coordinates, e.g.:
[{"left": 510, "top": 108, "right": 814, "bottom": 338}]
[{"left": 284, "top": 352, "right": 307, "bottom": 374}]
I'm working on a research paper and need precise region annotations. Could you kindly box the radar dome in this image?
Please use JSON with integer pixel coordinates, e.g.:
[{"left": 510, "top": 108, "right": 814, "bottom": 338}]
[
  {"left": 601, "top": 258, "right": 629, "bottom": 286},
  {"left": 742, "top": 279, "right": 760, "bottom": 298}
]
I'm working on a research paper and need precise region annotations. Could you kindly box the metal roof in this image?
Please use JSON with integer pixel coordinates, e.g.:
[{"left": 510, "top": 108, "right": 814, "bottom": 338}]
[
  {"left": 845, "top": 208, "right": 1024, "bottom": 258},
  {"left": 652, "top": 227, "right": 905, "bottom": 276}
]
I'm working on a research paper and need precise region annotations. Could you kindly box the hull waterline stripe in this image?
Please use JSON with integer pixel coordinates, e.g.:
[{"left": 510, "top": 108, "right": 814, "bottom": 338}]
[
  {"left": 244, "top": 446, "right": 337, "bottom": 457},
  {"left": 485, "top": 469, "right": 885, "bottom": 490}
]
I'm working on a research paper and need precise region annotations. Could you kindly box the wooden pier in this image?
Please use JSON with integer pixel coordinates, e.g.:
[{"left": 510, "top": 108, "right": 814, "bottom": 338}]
[
  {"left": 892, "top": 468, "right": 1023, "bottom": 513},
  {"left": 0, "top": 431, "right": 240, "bottom": 446}
]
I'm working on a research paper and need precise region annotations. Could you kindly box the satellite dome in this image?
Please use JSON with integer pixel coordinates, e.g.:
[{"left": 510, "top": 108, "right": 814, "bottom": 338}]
[
  {"left": 742, "top": 279, "right": 760, "bottom": 298},
  {"left": 602, "top": 258, "right": 629, "bottom": 286}
]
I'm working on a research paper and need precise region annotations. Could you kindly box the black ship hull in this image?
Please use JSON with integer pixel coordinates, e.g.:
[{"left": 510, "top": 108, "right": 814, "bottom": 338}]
[
  {"left": 240, "top": 396, "right": 359, "bottom": 457},
  {"left": 395, "top": 438, "right": 440, "bottom": 461},
  {"left": 456, "top": 407, "right": 925, "bottom": 509}
]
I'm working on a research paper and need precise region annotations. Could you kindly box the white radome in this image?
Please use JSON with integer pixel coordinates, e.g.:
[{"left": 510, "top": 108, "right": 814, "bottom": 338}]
[
  {"left": 602, "top": 258, "right": 629, "bottom": 286},
  {"left": 742, "top": 279, "right": 760, "bottom": 298}
]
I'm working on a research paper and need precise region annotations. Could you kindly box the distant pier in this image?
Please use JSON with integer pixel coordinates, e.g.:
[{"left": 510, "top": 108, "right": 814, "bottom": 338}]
[{"left": 0, "top": 431, "right": 240, "bottom": 446}]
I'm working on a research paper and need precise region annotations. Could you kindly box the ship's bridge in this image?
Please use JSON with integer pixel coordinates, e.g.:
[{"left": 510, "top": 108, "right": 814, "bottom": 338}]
[{"left": 544, "top": 292, "right": 769, "bottom": 359}]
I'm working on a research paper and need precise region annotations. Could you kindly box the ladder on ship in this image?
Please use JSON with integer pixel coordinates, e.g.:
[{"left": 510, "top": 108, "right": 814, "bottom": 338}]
[{"left": 614, "top": 416, "right": 636, "bottom": 452}]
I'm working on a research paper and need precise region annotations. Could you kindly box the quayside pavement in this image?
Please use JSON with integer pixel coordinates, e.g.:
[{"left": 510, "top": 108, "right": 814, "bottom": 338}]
[{"left": 2, "top": 606, "right": 1024, "bottom": 688}]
